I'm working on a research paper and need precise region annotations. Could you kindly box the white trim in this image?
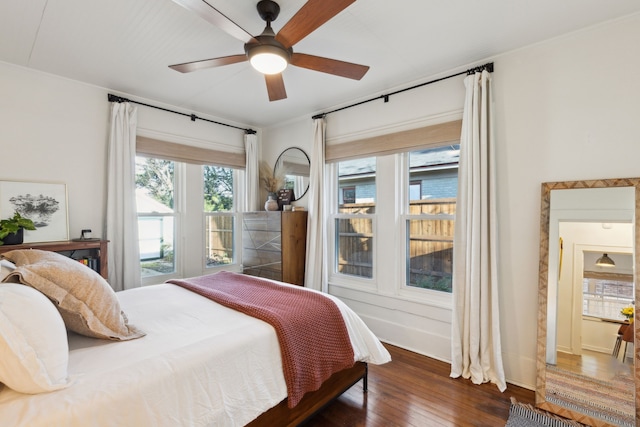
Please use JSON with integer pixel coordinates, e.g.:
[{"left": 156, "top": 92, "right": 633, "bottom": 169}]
[
  {"left": 137, "top": 127, "right": 244, "bottom": 153},
  {"left": 326, "top": 109, "right": 463, "bottom": 146}
]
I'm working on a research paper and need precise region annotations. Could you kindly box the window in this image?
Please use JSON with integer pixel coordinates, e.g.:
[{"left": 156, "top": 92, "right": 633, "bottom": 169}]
[
  {"left": 409, "top": 180, "right": 422, "bottom": 201},
  {"left": 135, "top": 156, "right": 176, "bottom": 277},
  {"left": 583, "top": 273, "right": 633, "bottom": 319},
  {"left": 342, "top": 186, "right": 356, "bottom": 204},
  {"left": 326, "top": 120, "right": 462, "bottom": 299},
  {"left": 134, "top": 136, "right": 245, "bottom": 282},
  {"left": 335, "top": 157, "right": 376, "bottom": 279},
  {"left": 203, "top": 165, "right": 235, "bottom": 267},
  {"left": 405, "top": 146, "right": 459, "bottom": 292}
]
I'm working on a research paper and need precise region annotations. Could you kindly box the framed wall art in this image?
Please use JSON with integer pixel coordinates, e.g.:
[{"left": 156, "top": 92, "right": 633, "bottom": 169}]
[{"left": 0, "top": 180, "right": 69, "bottom": 243}]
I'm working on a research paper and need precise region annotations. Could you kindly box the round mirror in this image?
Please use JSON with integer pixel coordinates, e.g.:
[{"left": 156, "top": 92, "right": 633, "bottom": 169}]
[{"left": 274, "top": 147, "right": 310, "bottom": 201}]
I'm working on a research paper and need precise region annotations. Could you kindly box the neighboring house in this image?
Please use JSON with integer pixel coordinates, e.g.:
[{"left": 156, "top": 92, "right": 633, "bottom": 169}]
[
  {"left": 135, "top": 189, "right": 172, "bottom": 261},
  {"left": 338, "top": 146, "right": 459, "bottom": 204}
]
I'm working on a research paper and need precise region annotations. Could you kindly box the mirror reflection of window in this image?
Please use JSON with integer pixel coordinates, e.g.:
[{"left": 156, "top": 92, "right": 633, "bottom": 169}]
[
  {"left": 274, "top": 148, "right": 310, "bottom": 201},
  {"left": 583, "top": 251, "right": 633, "bottom": 319}
]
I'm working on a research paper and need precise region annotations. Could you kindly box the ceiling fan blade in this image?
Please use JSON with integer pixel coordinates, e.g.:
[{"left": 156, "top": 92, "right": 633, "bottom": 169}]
[
  {"left": 169, "top": 54, "right": 247, "bottom": 73},
  {"left": 275, "top": 0, "right": 355, "bottom": 48},
  {"left": 290, "top": 53, "right": 369, "bottom": 80},
  {"left": 171, "top": 0, "right": 256, "bottom": 44},
  {"left": 265, "top": 73, "right": 287, "bottom": 101}
]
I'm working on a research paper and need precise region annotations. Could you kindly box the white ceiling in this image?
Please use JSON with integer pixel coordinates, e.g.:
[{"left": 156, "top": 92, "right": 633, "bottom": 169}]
[{"left": 2, "top": 0, "right": 640, "bottom": 128}]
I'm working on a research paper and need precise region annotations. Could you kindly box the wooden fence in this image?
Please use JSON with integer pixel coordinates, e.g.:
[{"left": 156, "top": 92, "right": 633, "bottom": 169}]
[
  {"left": 338, "top": 199, "right": 455, "bottom": 291},
  {"left": 205, "top": 215, "right": 234, "bottom": 266}
]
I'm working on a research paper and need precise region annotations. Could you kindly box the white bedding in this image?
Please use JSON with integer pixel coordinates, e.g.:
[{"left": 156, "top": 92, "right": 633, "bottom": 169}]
[{"left": 0, "top": 282, "right": 390, "bottom": 427}]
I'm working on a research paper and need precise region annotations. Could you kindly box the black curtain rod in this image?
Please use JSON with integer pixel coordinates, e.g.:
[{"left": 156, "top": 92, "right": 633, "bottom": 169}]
[
  {"left": 107, "top": 94, "right": 256, "bottom": 134},
  {"left": 312, "top": 62, "right": 494, "bottom": 120}
]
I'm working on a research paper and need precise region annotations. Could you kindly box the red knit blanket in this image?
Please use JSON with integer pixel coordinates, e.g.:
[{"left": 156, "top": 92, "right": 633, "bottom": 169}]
[{"left": 167, "top": 271, "right": 354, "bottom": 408}]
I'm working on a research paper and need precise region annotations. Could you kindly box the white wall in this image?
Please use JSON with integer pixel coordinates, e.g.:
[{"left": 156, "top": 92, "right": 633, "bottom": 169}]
[
  {"left": 0, "top": 61, "right": 249, "bottom": 256},
  {"left": 262, "top": 13, "right": 640, "bottom": 389},
  {"left": 0, "top": 64, "right": 110, "bottom": 240}
]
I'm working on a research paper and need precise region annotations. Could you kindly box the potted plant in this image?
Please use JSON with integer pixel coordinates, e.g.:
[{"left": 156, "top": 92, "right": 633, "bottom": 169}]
[{"left": 0, "top": 212, "right": 37, "bottom": 246}]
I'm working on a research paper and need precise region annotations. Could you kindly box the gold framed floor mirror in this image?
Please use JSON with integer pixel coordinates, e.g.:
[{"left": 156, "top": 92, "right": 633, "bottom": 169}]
[{"left": 536, "top": 178, "right": 640, "bottom": 427}]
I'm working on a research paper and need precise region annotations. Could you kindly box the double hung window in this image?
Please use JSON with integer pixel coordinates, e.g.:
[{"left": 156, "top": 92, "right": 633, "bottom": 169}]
[
  {"left": 203, "top": 165, "right": 235, "bottom": 267},
  {"left": 136, "top": 156, "right": 177, "bottom": 277},
  {"left": 327, "top": 120, "right": 461, "bottom": 296},
  {"left": 404, "top": 146, "right": 458, "bottom": 292},
  {"left": 335, "top": 157, "right": 376, "bottom": 279},
  {"left": 135, "top": 136, "right": 244, "bottom": 281}
]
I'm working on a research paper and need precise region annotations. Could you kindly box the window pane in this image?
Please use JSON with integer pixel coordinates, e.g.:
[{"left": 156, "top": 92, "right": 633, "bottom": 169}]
[
  {"left": 138, "top": 216, "right": 175, "bottom": 277},
  {"left": 409, "top": 146, "right": 459, "bottom": 202},
  {"left": 406, "top": 146, "right": 458, "bottom": 292},
  {"left": 406, "top": 219, "right": 453, "bottom": 292},
  {"left": 135, "top": 157, "right": 174, "bottom": 210},
  {"left": 582, "top": 277, "right": 633, "bottom": 318},
  {"left": 203, "top": 165, "right": 235, "bottom": 267},
  {"left": 135, "top": 156, "right": 176, "bottom": 277},
  {"left": 205, "top": 215, "right": 234, "bottom": 266},
  {"left": 338, "top": 157, "right": 376, "bottom": 214},
  {"left": 335, "top": 217, "right": 373, "bottom": 278},
  {"left": 203, "top": 165, "right": 233, "bottom": 212}
]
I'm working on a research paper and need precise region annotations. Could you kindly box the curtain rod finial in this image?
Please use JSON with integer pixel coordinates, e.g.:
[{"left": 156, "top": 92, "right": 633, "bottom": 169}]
[{"left": 108, "top": 94, "right": 128, "bottom": 103}]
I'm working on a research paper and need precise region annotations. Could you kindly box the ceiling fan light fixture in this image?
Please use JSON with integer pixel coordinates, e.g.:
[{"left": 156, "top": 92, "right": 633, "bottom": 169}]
[
  {"left": 249, "top": 44, "right": 288, "bottom": 75},
  {"left": 595, "top": 253, "right": 616, "bottom": 267}
]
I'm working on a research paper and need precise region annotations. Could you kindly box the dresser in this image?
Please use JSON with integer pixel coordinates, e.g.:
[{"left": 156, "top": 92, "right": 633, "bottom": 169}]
[{"left": 242, "top": 211, "right": 307, "bottom": 285}]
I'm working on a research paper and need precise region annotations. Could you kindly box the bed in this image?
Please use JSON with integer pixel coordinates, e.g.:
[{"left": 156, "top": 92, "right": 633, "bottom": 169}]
[{"left": 0, "top": 249, "right": 390, "bottom": 426}]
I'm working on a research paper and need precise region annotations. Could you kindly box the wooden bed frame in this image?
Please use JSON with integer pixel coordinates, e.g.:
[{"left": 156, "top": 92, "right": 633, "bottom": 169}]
[{"left": 247, "top": 362, "right": 368, "bottom": 427}]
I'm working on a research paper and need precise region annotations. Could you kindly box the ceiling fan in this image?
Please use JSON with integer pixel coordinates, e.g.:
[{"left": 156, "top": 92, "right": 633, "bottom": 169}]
[{"left": 169, "top": 0, "right": 369, "bottom": 101}]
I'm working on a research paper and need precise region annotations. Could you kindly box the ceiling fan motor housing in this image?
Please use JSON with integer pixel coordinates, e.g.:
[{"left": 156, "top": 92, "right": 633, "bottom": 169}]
[
  {"left": 245, "top": 36, "right": 292, "bottom": 61},
  {"left": 257, "top": 0, "right": 281, "bottom": 23}
]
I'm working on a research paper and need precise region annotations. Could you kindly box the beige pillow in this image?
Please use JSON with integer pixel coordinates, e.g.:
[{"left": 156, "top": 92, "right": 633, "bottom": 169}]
[{"left": 2, "top": 250, "right": 144, "bottom": 341}]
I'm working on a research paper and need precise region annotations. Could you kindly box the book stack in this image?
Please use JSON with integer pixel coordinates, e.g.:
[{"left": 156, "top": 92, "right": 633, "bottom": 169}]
[{"left": 77, "top": 257, "right": 100, "bottom": 274}]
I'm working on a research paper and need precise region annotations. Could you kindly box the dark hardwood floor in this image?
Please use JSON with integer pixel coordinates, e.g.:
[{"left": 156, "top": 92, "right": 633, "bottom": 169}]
[{"left": 305, "top": 344, "right": 535, "bottom": 427}]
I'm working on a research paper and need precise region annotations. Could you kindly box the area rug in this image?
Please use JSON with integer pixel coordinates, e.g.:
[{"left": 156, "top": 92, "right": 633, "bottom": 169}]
[
  {"left": 544, "top": 365, "right": 634, "bottom": 427},
  {"left": 505, "top": 398, "right": 585, "bottom": 427}
]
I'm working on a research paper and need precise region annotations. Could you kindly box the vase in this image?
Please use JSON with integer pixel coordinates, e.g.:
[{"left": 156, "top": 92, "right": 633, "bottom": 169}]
[
  {"left": 1, "top": 228, "right": 24, "bottom": 245},
  {"left": 265, "top": 195, "right": 279, "bottom": 211}
]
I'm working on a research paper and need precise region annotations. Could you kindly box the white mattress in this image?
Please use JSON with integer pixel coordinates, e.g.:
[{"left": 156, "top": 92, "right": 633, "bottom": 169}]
[{"left": 0, "top": 282, "right": 390, "bottom": 427}]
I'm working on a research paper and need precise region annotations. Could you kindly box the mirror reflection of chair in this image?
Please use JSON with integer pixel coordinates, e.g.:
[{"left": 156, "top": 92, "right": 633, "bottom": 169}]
[
  {"left": 621, "top": 321, "right": 634, "bottom": 362},
  {"left": 612, "top": 322, "right": 629, "bottom": 358},
  {"left": 613, "top": 321, "right": 634, "bottom": 361}
]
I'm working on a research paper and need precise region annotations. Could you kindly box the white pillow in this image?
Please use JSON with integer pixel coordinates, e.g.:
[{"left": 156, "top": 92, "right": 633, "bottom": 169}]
[
  {"left": 0, "top": 283, "right": 70, "bottom": 394},
  {"left": 0, "top": 259, "right": 16, "bottom": 281}
]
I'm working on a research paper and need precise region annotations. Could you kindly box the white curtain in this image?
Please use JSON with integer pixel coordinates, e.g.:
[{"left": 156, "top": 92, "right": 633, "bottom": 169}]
[
  {"left": 244, "top": 132, "right": 259, "bottom": 212},
  {"left": 106, "top": 101, "right": 141, "bottom": 291},
  {"left": 450, "top": 70, "right": 506, "bottom": 391},
  {"left": 304, "top": 118, "right": 326, "bottom": 292}
]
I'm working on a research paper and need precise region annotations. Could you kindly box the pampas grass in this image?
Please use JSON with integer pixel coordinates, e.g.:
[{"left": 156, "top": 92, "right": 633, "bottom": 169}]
[{"left": 259, "top": 160, "right": 284, "bottom": 193}]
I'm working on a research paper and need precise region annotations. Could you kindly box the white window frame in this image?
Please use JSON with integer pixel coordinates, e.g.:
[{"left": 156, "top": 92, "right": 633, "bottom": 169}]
[
  {"left": 396, "top": 152, "right": 453, "bottom": 307},
  {"left": 203, "top": 167, "right": 243, "bottom": 272},
  {"left": 327, "top": 161, "right": 377, "bottom": 291},
  {"left": 138, "top": 160, "right": 184, "bottom": 286},
  {"left": 327, "top": 151, "right": 453, "bottom": 308}
]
